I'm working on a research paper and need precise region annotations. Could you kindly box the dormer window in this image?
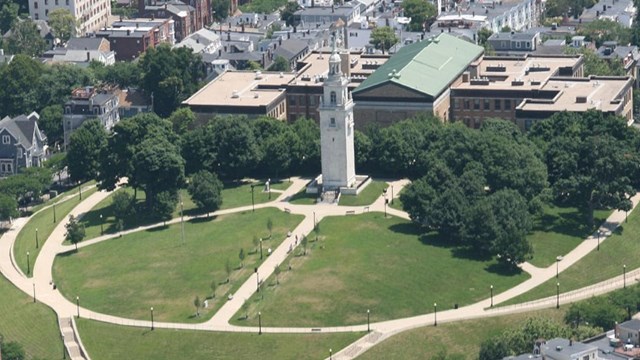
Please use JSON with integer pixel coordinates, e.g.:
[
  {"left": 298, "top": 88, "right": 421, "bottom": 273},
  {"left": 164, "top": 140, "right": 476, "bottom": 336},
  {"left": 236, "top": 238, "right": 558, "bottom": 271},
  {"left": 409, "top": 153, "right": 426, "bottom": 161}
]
[
  {"left": 330, "top": 91, "right": 336, "bottom": 104},
  {"left": 2, "top": 135, "right": 9, "bottom": 144}
]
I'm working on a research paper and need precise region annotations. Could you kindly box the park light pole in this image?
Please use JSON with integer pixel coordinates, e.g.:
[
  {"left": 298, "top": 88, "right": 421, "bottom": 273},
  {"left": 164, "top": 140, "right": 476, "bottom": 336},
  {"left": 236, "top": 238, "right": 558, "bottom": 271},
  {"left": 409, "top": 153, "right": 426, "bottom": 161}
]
[
  {"left": 150, "top": 307, "right": 154, "bottom": 330},
  {"left": 250, "top": 184, "right": 255, "bottom": 212},
  {"left": 383, "top": 188, "right": 388, "bottom": 218},
  {"left": 78, "top": 181, "right": 82, "bottom": 200},
  {"left": 556, "top": 255, "right": 563, "bottom": 278},
  {"left": 268, "top": 178, "right": 271, "bottom": 200},
  {"left": 35, "top": 228, "right": 39, "bottom": 248},
  {"left": 391, "top": 185, "right": 394, "bottom": 205},
  {"left": 490, "top": 285, "right": 494, "bottom": 307},
  {"left": 53, "top": 202, "right": 57, "bottom": 223},
  {"left": 32, "top": 283, "right": 36, "bottom": 303},
  {"left": 255, "top": 268, "right": 260, "bottom": 292},
  {"left": 258, "top": 311, "right": 262, "bottom": 335},
  {"left": 329, "top": 348, "right": 333, "bottom": 360},
  {"left": 100, "top": 214, "right": 104, "bottom": 235},
  {"left": 556, "top": 282, "right": 560, "bottom": 309},
  {"left": 313, "top": 212, "right": 316, "bottom": 230},
  {"left": 597, "top": 230, "right": 601, "bottom": 251},
  {"left": 259, "top": 238, "right": 263, "bottom": 260},
  {"left": 76, "top": 296, "right": 80, "bottom": 318},
  {"left": 623, "top": 264, "right": 627, "bottom": 289},
  {"left": 367, "top": 309, "right": 370, "bottom": 332},
  {"left": 62, "top": 334, "right": 66, "bottom": 359},
  {"left": 26, "top": 251, "right": 30, "bottom": 275},
  {"left": 180, "top": 200, "right": 185, "bottom": 244},
  {"left": 433, "top": 303, "right": 437, "bottom": 326}
]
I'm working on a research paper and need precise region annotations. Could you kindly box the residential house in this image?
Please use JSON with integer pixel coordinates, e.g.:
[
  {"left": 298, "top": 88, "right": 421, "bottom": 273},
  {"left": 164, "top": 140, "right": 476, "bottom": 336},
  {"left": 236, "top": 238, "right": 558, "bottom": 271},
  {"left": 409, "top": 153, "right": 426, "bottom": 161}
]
[
  {"left": 143, "top": 1, "right": 195, "bottom": 42},
  {"left": 597, "top": 41, "right": 639, "bottom": 84},
  {"left": 42, "top": 37, "right": 116, "bottom": 65},
  {"left": 173, "top": 28, "right": 221, "bottom": 53},
  {"left": 28, "top": 0, "right": 111, "bottom": 35},
  {"left": 95, "top": 18, "right": 175, "bottom": 60},
  {"left": 116, "top": 88, "right": 152, "bottom": 118},
  {"left": 487, "top": 31, "right": 540, "bottom": 54},
  {"left": 0, "top": 112, "right": 47, "bottom": 176},
  {"left": 539, "top": 338, "right": 599, "bottom": 360},
  {"left": 63, "top": 86, "right": 120, "bottom": 147},
  {"left": 294, "top": 3, "right": 361, "bottom": 27},
  {"left": 272, "top": 38, "right": 310, "bottom": 70},
  {"left": 616, "top": 319, "right": 640, "bottom": 346}
]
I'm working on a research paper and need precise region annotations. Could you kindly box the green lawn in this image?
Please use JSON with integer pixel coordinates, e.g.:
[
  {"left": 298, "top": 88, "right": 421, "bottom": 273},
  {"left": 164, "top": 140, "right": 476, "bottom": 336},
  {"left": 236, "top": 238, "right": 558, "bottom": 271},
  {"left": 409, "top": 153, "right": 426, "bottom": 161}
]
[
  {"left": 14, "top": 186, "right": 98, "bottom": 276},
  {"left": 501, "top": 207, "right": 640, "bottom": 306},
  {"left": 54, "top": 208, "right": 303, "bottom": 322},
  {"left": 30, "top": 180, "right": 97, "bottom": 213},
  {"left": 338, "top": 180, "right": 388, "bottom": 207},
  {"left": 388, "top": 188, "right": 404, "bottom": 211},
  {"left": 526, "top": 205, "right": 612, "bottom": 268},
  {"left": 220, "top": 181, "right": 287, "bottom": 210},
  {"left": 76, "top": 319, "right": 361, "bottom": 360},
  {"left": 359, "top": 309, "right": 565, "bottom": 360},
  {"left": 287, "top": 188, "right": 317, "bottom": 205},
  {"left": 232, "top": 213, "right": 529, "bottom": 327},
  {"left": 0, "top": 273, "right": 65, "bottom": 359}
]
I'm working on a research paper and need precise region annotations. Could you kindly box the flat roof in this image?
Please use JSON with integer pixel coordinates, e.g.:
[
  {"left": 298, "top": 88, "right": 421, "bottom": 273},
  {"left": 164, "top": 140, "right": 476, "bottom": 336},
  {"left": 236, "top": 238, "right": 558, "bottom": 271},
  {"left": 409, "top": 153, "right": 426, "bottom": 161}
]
[
  {"left": 293, "top": 51, "right": 389, "bottom": 86},
  {"left": 182, "top": 71, "right": 296, "bottom": 107},
  {"left": 454, "top": 55, "right": 582, "bottom": 91},
  {"left": 517, "top": 76, "right": 632, "bottom": 113}
]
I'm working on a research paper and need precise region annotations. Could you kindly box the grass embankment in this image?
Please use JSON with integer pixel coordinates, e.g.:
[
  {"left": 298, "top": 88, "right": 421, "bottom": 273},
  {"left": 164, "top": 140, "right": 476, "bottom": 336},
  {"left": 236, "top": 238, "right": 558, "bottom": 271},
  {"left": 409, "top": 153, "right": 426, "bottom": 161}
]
[
  {"left": 54, "top": 208, "right": 303, "bottom": 322},
  {"left": 76, "top": 318, "right": 361, "bottom": 360},
  {"left": 0, "top": 273, "right": 64, "bottom": 359},
  {"left": 232, "top": 212, "right": 529, "bottom": 327}
]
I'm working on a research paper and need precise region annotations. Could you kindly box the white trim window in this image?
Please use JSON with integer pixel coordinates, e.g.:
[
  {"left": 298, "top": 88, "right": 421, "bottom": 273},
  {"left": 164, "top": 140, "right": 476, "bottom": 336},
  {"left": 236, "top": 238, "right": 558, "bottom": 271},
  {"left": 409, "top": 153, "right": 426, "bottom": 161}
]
[{"left": 2, "top": 135, "right": 10, "bottom": 144}]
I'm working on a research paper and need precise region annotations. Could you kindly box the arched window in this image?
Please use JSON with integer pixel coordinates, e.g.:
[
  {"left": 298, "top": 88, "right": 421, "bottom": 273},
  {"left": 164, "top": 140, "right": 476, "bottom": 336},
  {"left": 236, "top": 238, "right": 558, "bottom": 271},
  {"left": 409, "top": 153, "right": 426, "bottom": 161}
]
[{"left": 330, "top": 91, "right": 336, "bottom": 104}]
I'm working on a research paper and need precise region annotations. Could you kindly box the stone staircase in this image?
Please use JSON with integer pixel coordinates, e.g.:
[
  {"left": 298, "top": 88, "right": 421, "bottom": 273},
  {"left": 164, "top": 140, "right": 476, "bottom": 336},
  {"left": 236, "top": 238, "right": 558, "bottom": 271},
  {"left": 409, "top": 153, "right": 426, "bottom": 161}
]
[
  {"left": 60, "top": 317, "right": 88, "bottom": 360},
  {"left": 320, "top": 189, "right": 340, "bottom": 204}
]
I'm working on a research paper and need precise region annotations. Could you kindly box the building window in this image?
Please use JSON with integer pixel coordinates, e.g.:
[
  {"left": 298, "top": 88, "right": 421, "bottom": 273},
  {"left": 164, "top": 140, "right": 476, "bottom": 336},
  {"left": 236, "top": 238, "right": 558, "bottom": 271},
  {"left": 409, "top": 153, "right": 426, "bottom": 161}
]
[
  {"left": 44, "top": 0, "right": 47, "bottom": 5},
  {"left": 66, "top": 0, "right": 69, "bottom": 5},
  {"left": 330, "top": 118, "right": 336, "bottom": 127},
  {"left": 454, "top": 99, "right": 460, "bottom": 109},
  {"left": 45, "top": 9, "right": 48, "bottom": 15},
  {"left": 2, "top": 135, "right": 9, "bottom": 144},
  {"left": 330, "top": 91, "right": 336, "bottom": 104},
  {"left": 34, "top": 13, "right": 38, "bottom": 19},
  {"left": 464, "top": 99, "right": 470, "bottom": 109},
  {"left": 34, "top": 1, "right": 37, "bottom": 8},
  {"left": 310, "top": 96, "right": 316, "bottom": 106},
  {"left": 525, "top": 119, "right": 533, "bottom": 130},
  {"left": 17, "top": 149, "right": 22, "bottom": 158},
  {"left": 289, "top": 96, "right": 296, "bottom": 105},
  {"left": 473, "top": 99, "right": 480, "bottom": 110},
  {"left": 494, "top": 99, "right": 501, "bottom": 110},
  {"left": 505, "top": 99, "right": 511, "bottom": 109},
  {"left": 55, "top": 0, "right": 58, "bottom": 4},
  {"left": 483, "top": 99, "right": 490, "bottom": 110}
]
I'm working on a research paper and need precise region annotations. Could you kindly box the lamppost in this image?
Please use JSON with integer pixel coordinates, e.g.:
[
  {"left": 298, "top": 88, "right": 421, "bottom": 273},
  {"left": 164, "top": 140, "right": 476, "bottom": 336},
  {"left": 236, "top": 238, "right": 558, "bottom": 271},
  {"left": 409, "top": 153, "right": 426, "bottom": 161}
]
[
  {"left": 32, "top": 283, "right": 36, "bottom": 303},
  {"left": 433, "top": 303, "right": 437, "bottom": 326},
  {"left": 100, "top": 214, "right": 104, "bottom": 235},
  {"left": 250, "top": 184, "right": 255, "bottom": 212},
  {"left": 597, "top": 230, "right": 601, "bottom": 251},
  {"left": 255, "top": 268, "right": 260, "bottom": 292},
  {"left": 78, "top": 182, "right": 82, "bottom": 200},
  {"left": 259, "top": 238, "right": 263, "bottom": 260},
  {"left": 383, "top": 188, "right": 388, "bottom": 218},
  {"left": 53, "top": 202, "right": 57, "bottom": 223},
  {"left": 35, "top": 228, "right": 39, "bottom": 249},
  {"left": 490, "top": 285, "right": 494, "bottom": 307},
  {"left": 367, "top": 309, "right": 370, "bottom": 332},
  {"left": 150, "top": 307, "right": 154, "bottom": 330},
  {"left": 62, "top": 334, "right": 66, "bottom": 359},
  {"left": 258, "top": 311, "right": 262, "bottom": 335},
  {"left": 76, "top": 296, "right": 80, "bottom": 318},
  {"left": 329, "top": 348, "right": 333, "bottom": 360},
  {"left": 268, "top": 178, "right": 271, "bottom": 200},
  {"left": 313, "top": 212, "right": 316, "bottom": 230},
  {"left": 556, "top": 282, "right": 560, "bottom": 309},
  {"left": 26, "top": 251, "right": 30, "bottom": 275},
  {"left": 623, "top": 264, "right": 627, "bottom": 289},
  {"left": 180, "top": 200, "right": 185, "bottom": 243},
  {"left": 556, "top": 255, "right": 563, "bottom": 278},
  {"left": 391, "top": 185, "right": 394, "bottom": 204}
]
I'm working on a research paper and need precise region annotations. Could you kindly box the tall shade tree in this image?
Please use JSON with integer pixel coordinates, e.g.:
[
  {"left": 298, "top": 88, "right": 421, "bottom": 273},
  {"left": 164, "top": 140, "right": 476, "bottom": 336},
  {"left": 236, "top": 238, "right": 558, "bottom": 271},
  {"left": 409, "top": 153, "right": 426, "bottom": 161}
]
[
  {"left": 187, "top": 170, "right": 223, "bottom": 216},
  {"left": 67, "top": 119, "right": 108, "bottom": 182},
  {"left": 268, "top": 55, "right": 290, "bottom": 71},
  {"left": 528, "top": 110, "right": 640, "bottom": 226},
  {"left": 0, "top": 2, "right": 19, "bottom": 33},
  {"left": 369, "top": 26, "right": 399, "bottom": 54},
  {"left": 0, "top": 193, "right": 19, "bottom": 223},
  {"left": 5, "top": 18, "right": 47, "bottom": 56},
  {"left": 401, "top": 0, "right": 437, "bottom": 31},
  {"left": 38, "top": 104, "right": 64, "bottom": 146},
  {"left": 0, "top": 54, "right": 42, "bottom": 116},
  {"left": 47, "top": 8, "right": 77, "bottom": 42}
]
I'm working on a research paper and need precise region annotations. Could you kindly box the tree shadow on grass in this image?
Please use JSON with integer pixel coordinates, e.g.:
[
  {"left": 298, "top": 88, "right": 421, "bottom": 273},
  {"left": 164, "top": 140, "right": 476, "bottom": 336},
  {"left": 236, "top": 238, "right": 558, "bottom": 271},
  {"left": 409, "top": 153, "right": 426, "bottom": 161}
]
[
  {"left": 387, "top": 222, "right": 421, "bottom": 236},
  {"left": 188, "top": 216, "right": 217, "bottom": 224},
  {"left": 451, "top": 246, "right": 493, "bottom": 262},
  {"left": 484, "top": 262, "right": 524, "bottom": 277},
  {"left": 533, "top": 208, "right": 609, "bottom": 239}
]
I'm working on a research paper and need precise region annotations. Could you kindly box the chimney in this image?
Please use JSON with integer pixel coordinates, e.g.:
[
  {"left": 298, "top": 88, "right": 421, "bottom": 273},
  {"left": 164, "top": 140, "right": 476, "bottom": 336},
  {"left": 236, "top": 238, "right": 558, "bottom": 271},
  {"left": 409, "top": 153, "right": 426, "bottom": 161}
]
[
  {"left": 332, "top": 4, "right": 335, "bottom": 12},
  {"left": 219, "top": 49, "right": 222, "bottom": 56},
  {"left": 136, "top": 22, "right": 139, "bottom": 28},
  {"left": 127, "top": 29, "right": 131, "bottom": 35},
  {"left": 287, "top": 32, "right": 290, "bottom": 39},
  {"left": 227, "top": 31, "right": 230, "bottom": 41},
  {"left": 262, "top": 52, "right": 266, "bottom": 65}
]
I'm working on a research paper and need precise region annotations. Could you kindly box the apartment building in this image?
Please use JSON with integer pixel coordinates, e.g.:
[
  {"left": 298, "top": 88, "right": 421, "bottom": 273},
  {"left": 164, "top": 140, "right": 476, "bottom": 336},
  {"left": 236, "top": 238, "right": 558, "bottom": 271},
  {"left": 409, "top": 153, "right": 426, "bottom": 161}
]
[{"left": 29, "top": 0, "right": 111, "bottom": 34}]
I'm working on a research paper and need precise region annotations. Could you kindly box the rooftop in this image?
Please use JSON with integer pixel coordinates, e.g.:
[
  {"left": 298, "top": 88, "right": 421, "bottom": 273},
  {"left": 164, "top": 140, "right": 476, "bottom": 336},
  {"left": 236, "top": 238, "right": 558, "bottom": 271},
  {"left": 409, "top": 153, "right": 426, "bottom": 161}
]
[
  {"left": 182, "top": 71, "right": 295, "bottom": 107},
  {"left": 620, "top": 319, "right": 640, "bottom": 331},
  {"left": 517, "top": 76, "right": 632, "bottom": 113},
  {"left": 454, "top": 54, "right": 583, "bottom": 91},
  {"left": 66, "top": 37, "right": 108, "bottom": 50},
  {"left": 541, "top": 338, "right": 598, "bottom": 359},
  {"left": 354, "top": 33, "right": 484, "bottom": 98},
  {"left": 489, "top": 31, "right": 539, "bottom": 42},
  {"left": 294, "top": 50, "right": 389, "bottom": 86}
]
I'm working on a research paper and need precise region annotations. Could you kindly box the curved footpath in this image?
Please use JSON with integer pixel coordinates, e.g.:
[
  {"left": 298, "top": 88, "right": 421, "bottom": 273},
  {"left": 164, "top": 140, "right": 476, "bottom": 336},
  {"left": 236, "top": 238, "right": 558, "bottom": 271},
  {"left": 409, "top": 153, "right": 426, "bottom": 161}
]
[{"left": 0, "top": 179, "right": 638, "bottom": 360}]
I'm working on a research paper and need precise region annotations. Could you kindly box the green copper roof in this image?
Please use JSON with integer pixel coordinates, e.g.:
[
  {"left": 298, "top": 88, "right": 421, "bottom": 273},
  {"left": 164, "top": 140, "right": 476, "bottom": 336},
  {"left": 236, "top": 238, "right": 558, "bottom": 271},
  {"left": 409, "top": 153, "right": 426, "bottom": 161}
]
[{"left": 354, "top": 33, "right": 484, "bottom": 98}]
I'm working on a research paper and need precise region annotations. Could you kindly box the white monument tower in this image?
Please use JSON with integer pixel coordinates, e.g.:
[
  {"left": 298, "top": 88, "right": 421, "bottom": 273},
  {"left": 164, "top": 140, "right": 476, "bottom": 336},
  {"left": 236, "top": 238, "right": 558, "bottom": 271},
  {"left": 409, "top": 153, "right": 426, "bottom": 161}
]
[{"left": 318, "top": 30, "right": 356, "bottom": 190}]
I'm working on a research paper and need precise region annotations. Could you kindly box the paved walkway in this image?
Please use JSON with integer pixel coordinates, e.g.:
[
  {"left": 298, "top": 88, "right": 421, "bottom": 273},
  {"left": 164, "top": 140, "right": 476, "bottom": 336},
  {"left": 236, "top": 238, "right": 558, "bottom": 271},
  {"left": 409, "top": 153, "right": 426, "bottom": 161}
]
[{"left": 1, "top": 178, "right": 639, "bottom": 360}]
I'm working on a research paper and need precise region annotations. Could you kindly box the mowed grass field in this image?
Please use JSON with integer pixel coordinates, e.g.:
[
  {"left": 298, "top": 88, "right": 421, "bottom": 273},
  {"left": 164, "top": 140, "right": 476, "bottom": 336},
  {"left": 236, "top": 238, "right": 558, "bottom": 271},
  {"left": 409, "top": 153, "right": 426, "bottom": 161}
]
[
  {"left": 232, "top": 212, "right": 529, "bottom": 327},
  {"left": 359, "top": 308, "right": 566, "bottom": 360},
  {"left": 53, "top": 208, "right": 303, "bottom": 322},
  {"left": 0, "top": 273, "right": 65, "bottom": 359},
  {"left": 338, "top": 180, "right": 388, "bottom": 207},
  {"left": 501, "top": 206, "right": 640, "bottom": 306},
  {"left": 14, "top": 186, "right": 98, "bottom": 276},
  {"left": 526, "top": 205, "right": 611, "bottom": 268},
  {"left": 76, "top": 318, "right": 361, "bottom": 360}
]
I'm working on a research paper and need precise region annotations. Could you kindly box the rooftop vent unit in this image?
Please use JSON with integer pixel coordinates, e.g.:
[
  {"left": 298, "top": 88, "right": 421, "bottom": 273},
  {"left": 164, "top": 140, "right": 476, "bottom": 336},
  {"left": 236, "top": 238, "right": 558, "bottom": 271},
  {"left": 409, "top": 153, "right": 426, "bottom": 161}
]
[
  {"left": 255, "top": 71, "right": 263, "bottom": 80},
  {"left": 231, "top": 90, "right": 240, "bottom": 98},
  {"left": 531, "top": 80, "right": 541, "bottom": 85},
  {"left": 511, "top": 79, "right": 525, "bottom": 86},
  {"left": 576, "top": 96, "right": 587, "bottom": 103},
  {"left": 470, "top": 77, "right": 490, "bottom": 85},
  {"left": 486, "top": 65, "right": 506, "bottom": 72},
  {"left": 254, "top": 93, "right": 259, "bottom": 98},
  {"left": 528, "top": 65, "right": 551, "bottom": 72}
]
